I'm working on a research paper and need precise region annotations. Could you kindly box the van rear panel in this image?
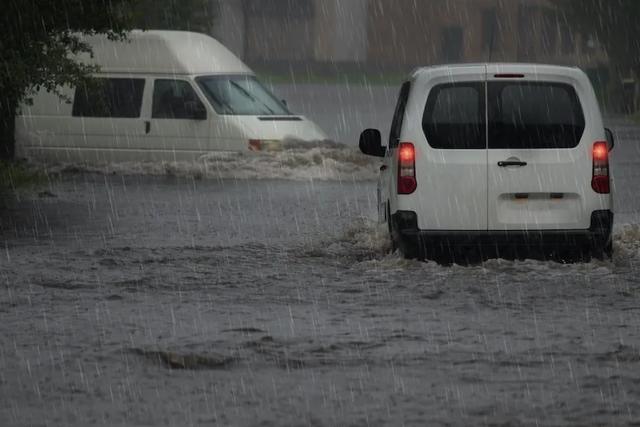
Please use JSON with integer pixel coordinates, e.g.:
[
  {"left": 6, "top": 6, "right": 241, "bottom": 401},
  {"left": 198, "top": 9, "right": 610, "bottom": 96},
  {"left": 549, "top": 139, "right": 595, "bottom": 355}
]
[
  {"left": 486, "top": 74, "right": 598, "bottom": 231},
  {"left": 398, "top": 66, "right": 489, "bottom": 231},
  {"left": 399, "top": 64, "right": 610, "bottom": 233}
]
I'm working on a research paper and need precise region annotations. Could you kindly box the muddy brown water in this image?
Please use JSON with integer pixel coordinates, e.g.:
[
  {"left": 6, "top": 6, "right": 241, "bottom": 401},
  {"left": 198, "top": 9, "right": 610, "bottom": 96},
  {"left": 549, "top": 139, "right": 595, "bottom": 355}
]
[{"left": 1, "top": 102, "right": 640, "bottom": 425}]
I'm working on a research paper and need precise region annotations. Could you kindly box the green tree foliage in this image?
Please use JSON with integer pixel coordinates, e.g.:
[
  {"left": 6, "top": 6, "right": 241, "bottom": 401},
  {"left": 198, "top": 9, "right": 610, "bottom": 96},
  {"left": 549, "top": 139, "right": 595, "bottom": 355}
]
[
  {"left": 0, "top": 0, "right": 216, "bottom": 160},
  {"left": 0, "top": 0, "right": 136, "bottom": 159}
]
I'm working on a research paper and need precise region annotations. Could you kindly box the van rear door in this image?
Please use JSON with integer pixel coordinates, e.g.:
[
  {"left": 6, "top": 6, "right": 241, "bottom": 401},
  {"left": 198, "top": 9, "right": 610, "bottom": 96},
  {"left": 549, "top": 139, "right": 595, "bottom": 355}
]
[
  {"left": 411, "top": 66, "right": 488, "bottom": 230},
  {"left": 486, "top": 66, "right": 591, "bottom": 231}
]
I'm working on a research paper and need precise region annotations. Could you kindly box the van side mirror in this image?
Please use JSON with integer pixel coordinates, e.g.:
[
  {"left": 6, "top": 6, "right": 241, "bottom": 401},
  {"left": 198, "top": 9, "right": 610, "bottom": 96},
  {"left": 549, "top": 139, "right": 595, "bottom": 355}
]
[
  {"left": 185, "top": 101, "right": 207, "bottom": 120},
  {"left": 605, "top": 128, "right": 615, "bottom": 151},
  {"left": 359, "top": 129, "right": 385, "bottom": 157}
]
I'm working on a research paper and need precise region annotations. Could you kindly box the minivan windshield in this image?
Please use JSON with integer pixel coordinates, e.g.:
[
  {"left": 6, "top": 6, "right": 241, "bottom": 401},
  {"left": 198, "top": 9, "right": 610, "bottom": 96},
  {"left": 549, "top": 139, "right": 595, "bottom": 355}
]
[{"left": 196, "top": 75, "right": 291, "bottom": 116}]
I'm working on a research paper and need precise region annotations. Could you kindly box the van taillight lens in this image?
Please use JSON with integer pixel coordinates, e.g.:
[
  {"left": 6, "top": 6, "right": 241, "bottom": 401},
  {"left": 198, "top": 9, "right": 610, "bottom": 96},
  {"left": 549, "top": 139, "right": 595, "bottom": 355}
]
[
  {"left": 249, "top": 139, "right": 262, "bottom": 151},
  {"left": 592, "top": 141, "right": 610, "bottom": 194},
  {"left": 398, "top": 142, "right": 417, "bottom": 194},
  {"left": 248, "top": 139, "right": 283, "bottom": 152}
]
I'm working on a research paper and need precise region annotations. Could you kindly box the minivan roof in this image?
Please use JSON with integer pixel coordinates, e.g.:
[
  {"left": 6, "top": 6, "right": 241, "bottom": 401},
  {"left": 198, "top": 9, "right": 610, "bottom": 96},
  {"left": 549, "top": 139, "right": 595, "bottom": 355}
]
[
  {"left": 412, "top": 63, "right": 584, "bottom": 79},
  {"left": 77, "top": 30, "right": 252, "bottom": 75}
]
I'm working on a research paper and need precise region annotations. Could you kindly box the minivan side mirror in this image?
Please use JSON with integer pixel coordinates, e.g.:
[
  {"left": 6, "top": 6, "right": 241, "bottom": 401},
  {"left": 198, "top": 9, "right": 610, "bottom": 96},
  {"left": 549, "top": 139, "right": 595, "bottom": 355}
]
[
  {"left": 185, "top": 101, "right": 207, "bottom": 120},
  {"left": 359, "top": 129, "right": 386, "bottom": 157},
  {"left": 605, "top": 128, "right": 615, "bottom": 151}
]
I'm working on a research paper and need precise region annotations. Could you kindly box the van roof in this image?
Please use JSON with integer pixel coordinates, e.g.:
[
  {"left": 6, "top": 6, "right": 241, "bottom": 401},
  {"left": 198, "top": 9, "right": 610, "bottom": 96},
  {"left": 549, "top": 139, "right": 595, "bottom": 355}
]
[
  {"left": 77, "top": 30, "right": 252, "bottom": 75},
  {"left": 412, "top": 63, "right": 584, "bottom": 79}
]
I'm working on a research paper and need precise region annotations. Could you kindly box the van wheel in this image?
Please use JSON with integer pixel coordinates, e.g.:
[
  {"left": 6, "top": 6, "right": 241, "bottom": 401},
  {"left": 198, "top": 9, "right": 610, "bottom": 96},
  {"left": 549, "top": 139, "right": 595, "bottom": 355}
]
[
  {"left": 399, "top": 241, "right": 423, "bottom": 261},
  {"left": 556, "top": 248, "right": 589, "bottom": 263},
  {"left": 592, "top": 242, "right": 613, "bottom": 261},
  {"left": 605, "top": 241, "right": 613, "bottom": 259}
]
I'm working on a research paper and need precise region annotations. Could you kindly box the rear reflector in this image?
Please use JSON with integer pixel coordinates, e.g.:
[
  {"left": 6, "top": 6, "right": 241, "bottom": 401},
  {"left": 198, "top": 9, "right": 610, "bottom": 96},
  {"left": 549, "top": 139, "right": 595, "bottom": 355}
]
[
  {"left": 591, "top": 141, "right": 610, "bottom": 194},
  {"left": 397, "top": 142, "right": 417, "bottom": 194}
]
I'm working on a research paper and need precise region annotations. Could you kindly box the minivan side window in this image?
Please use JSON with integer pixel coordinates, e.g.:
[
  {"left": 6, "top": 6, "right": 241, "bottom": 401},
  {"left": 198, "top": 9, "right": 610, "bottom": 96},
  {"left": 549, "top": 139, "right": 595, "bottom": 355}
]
[
  {"left": 422, "top": 82, "right": 486, "bottom": 149},
  {"left": 72, "top": 78, "right": 145, "bottom": 118},
  {"left": 152, "top": 79, "right": 206, "bottom": 119},
  {"left": 389, "top": 81, "right": 411, "bottom": 148},
  {"left": 488, "top": 82, "right": 585, "bottom": 149}
]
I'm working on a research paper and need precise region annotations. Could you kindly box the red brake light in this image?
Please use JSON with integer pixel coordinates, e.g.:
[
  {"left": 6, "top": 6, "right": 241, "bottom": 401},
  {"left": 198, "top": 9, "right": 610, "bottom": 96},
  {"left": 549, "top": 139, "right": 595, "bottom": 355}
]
[
  {"left": 249, "top": 139, "right": 262, "bottom": 151},
  {"left": 398, "top": 142, "right": 417, "bottom": 194},
  {"left": 593, "top": 142, "right": 608, "bottom": 161},
  {"left": 399, "top": 144, "right": 415, "bottom": 163},
  {"left": 591, "top": 141, "right": 610, "bottom": 194}
]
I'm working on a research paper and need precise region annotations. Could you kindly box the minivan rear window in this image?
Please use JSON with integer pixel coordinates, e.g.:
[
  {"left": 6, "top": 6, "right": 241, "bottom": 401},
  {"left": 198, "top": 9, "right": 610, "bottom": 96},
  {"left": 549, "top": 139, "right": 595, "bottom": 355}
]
[
  {"left": 72, "top": 78, "right": 145, "bottom": 118},
  {"left": 422, "top": 82, "right": 486, "bottom": 149},
  {"left": 488, "top": 82, "right": 585, "bottom": 149}
]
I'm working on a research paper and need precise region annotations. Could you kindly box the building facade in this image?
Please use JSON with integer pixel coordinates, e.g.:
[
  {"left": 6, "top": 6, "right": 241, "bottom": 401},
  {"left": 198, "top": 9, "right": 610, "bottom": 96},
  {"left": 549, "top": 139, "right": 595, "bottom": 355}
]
[{"left": 211, "top": 0, "right": 607, "bottom": 71}]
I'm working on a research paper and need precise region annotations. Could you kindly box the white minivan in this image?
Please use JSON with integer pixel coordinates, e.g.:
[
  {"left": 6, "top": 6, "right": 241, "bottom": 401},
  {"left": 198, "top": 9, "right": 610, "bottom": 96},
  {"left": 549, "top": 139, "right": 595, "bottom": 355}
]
[
  {"left": 360, "top": 64, "right": 615, "bottom": 262},
  {"left": 15, "top": 30, "right": 327, "bottom": 163}
]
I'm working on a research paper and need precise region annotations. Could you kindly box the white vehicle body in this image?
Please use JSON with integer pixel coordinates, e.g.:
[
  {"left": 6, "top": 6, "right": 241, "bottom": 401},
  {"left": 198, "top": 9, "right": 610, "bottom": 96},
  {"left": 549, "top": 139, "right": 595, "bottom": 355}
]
[
  {"left": 361, "top": 63, "right": 614, "bottom": 261},
  {"left": 15, "top": 31, "right": 327, "bottom": 163}
]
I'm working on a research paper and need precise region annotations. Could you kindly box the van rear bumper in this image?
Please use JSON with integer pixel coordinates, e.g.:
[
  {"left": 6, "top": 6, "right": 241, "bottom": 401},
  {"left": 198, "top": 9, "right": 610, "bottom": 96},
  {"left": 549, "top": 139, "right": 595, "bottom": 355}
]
[{"left": 391, "top": 210, "right": 614, "bottom": 260}]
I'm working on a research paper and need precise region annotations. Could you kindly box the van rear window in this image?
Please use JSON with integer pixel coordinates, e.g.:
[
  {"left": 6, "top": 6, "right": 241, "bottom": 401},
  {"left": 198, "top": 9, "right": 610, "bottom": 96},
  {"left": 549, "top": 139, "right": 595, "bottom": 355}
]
[
  {"left": 488, "top": 82, "right": 585, "bottom": 149},
  {"left": 72, "top": 78, "right": 145, "bottom": 118},
  {"left": 422, "top": 83, "right": 486, "bottom": 149}
]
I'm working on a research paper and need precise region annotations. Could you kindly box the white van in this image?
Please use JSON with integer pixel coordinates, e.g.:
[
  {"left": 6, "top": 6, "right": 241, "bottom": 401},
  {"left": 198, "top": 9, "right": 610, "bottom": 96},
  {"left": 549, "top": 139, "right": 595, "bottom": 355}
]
[
  {"left": 359, "top": 64, "right": 615, "bottom": 262},
  {"left": 15, "top": 31, "right": 327, "bottom": 163}
]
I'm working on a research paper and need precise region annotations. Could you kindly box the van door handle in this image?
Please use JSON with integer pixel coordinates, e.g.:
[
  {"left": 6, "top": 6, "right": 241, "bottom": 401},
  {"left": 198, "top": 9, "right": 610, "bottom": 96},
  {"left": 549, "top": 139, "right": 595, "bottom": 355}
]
[
  {"left": 498, "top": 161, "right": 527, "bottom": 167},
  {"left": 144, "top": 121, "right": 151, "bottom": 134}
]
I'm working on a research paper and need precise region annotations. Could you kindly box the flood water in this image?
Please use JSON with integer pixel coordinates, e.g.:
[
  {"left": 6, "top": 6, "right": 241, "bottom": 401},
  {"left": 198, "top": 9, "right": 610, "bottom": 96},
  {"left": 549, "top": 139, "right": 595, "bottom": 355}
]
[{"left": 1, "top": 84, "right": 640, "bottom": 426}]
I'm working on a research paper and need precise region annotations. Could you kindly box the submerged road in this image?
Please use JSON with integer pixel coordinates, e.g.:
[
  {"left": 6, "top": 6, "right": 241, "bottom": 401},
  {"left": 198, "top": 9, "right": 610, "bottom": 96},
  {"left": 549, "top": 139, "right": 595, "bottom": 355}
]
[{"left": 1, "top": 84, "right": 640, "bottom": 426}]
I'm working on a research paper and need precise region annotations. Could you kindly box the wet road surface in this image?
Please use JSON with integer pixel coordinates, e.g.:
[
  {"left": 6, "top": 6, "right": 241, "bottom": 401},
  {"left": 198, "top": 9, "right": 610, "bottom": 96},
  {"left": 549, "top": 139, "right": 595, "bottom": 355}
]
[{"left": 1, "top": 86, "right": 640, "bottom": 426}]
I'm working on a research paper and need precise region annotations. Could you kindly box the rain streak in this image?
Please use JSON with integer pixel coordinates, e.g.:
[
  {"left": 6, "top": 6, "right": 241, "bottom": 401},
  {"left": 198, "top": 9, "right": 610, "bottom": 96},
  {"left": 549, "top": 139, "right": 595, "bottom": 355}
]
[{"left": 1, "top": 1, "right": 640, "bottom": 426}]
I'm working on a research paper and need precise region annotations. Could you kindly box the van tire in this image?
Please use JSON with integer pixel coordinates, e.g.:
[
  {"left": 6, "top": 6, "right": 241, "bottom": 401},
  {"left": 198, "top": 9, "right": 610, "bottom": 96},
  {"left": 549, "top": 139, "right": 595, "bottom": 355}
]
[
  {"left": 399, "top": 241, "right": 423, "bottom": 260},
  {"left": 592, "top": 242, "right": 613, "bottom": 261},
  {"left": 605, "top": 241, "right": 614, "bottom": 259}
]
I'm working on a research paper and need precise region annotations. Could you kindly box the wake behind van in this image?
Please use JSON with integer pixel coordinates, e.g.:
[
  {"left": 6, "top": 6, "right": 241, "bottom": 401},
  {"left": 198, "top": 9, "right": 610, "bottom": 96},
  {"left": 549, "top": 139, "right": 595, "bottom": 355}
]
[
  {"left": 360, "top": 64, "right": 615, "bottom": 263},
  {"left": 15, "top": 30, "right": 328, "bottom": 163}
]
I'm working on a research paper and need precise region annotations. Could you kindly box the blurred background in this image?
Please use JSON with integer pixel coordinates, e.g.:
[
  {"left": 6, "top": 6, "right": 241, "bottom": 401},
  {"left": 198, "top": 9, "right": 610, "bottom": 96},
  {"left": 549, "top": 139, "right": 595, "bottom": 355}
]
[{"left": 135, "top": 0, "right": 640, "bottom": 116}]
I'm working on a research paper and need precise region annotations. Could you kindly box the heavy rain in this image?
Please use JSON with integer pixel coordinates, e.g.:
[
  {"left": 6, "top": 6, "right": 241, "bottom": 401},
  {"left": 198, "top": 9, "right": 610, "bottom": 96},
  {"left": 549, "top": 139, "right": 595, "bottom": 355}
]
[{"left": 1, "top": 1, "right": 640, "bottom": 426}]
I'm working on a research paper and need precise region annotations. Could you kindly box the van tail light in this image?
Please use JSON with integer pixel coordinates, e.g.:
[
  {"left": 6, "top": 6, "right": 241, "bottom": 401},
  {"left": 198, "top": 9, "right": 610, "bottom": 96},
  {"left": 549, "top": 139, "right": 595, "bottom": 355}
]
[
  {"left": 397, "top": 142, "right": 417, "bottom": 194},
  {"left": 591, "top": 141, "right": 610, "bottom": 194},
  {"left": 248, "top": 139, "right": 283, "bottom": 152},
  {"left": 248, "top": 139, "right": 262, "bottom": 151}
]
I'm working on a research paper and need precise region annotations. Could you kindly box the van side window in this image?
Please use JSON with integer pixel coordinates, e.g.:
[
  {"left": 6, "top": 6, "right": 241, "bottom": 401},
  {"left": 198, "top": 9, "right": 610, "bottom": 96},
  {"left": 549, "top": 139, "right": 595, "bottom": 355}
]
[
  {"left": 152, "top": 80, "right": 206, "bottom": 119},
  {"left": 72, "top": 78, "right": 145, "bottom": 118},
  {"left": 422, "top": 82, "right": 486, "bottom": 149},
  {"left": 389, "top": 81, "right": 411, "bottom": 148},
  {"left": 488, "top": 82, "right": 585, "bottom": 149}
]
